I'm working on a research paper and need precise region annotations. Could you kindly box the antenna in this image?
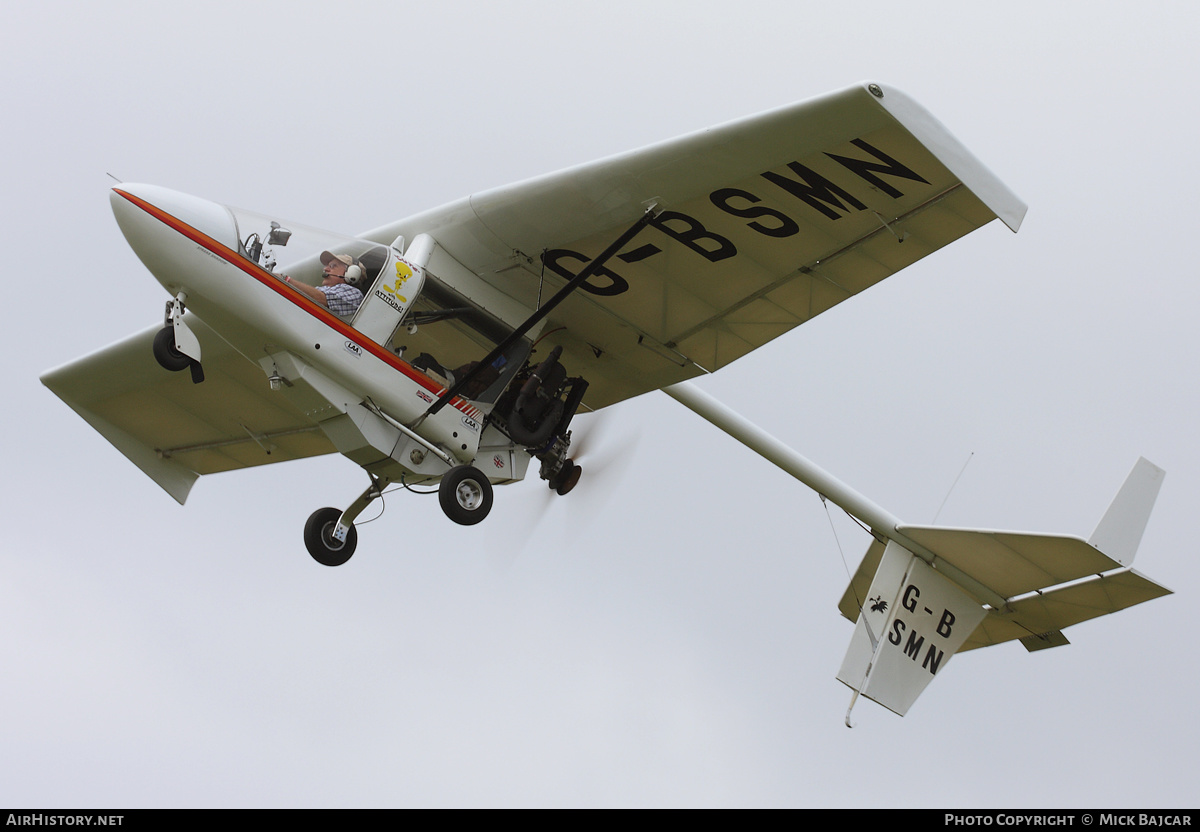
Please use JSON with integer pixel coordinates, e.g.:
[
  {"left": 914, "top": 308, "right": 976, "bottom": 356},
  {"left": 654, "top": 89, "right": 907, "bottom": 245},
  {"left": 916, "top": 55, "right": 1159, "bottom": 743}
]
[{"left": 932, "top": 452, "right": 973, "bottom": 524}]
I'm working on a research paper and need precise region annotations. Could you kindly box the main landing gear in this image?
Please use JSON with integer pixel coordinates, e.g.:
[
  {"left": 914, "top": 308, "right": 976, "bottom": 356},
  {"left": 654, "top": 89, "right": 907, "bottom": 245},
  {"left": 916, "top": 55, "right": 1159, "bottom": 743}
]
[
  {"left": 303, "top": 475, "right": 385, "bottom": 566},
  {"left": 304, "top": 465, "right": 495, "bottom": 565},
  {"left": 304, "top": 507, "right": 358, "bottom": 567},
  {"left": 438, "top": 465, "right": 494, "bottom": 525}
]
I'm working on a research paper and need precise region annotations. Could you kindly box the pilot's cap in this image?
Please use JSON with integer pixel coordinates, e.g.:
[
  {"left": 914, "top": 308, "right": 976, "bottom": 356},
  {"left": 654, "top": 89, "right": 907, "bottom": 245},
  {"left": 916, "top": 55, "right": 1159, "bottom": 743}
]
[{"left": 320, "top": 251, "right": 356, "bottom": 269}]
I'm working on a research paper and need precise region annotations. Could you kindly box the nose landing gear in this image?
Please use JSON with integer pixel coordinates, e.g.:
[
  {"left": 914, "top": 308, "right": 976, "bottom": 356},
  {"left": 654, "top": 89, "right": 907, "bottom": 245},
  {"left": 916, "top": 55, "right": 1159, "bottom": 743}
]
[{"left": 151, "top": 293, "right": 205, "bottom": 384}]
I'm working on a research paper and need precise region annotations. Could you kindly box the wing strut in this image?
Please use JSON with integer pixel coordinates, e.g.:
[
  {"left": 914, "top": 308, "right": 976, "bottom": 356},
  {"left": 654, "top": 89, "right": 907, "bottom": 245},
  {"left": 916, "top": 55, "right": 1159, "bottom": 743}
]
[
  {"left": 662, "top": 380, "right": 1005, "bottom": 607},
  {"left": 418, "top": 205, "right": 660, "bottom": 421}
]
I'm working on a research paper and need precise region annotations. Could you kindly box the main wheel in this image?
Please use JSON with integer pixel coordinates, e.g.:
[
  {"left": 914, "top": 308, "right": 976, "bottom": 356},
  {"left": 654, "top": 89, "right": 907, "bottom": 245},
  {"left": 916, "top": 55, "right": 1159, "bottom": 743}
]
[
  {"left": 303, "top": 506, "right": 357, "bottom": 566},
  {"left": 438, "top": 465, "right": 494, "bottom": 525},
  {"left": 152, "top": 326, "right": 191, "bottom": 372}
]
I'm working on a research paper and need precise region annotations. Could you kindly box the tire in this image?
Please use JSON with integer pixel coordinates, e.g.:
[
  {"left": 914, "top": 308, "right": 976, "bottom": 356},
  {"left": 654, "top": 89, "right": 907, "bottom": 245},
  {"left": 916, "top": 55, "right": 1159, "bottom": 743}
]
[
  {"left": 303, "top": 507, "right": 357, "bottom": 566},
  {"left": 438, "top": 466, "right": 494, "bottom": 525},
  {"left": 152, "top": 326, "right": 191, "bottom": 372}
]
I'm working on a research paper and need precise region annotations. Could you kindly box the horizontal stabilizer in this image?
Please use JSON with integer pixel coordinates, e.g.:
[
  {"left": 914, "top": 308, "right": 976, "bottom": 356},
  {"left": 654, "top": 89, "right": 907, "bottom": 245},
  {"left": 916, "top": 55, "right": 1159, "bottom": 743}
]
[
  {"left": 959, "top": 567, "right": 1171, "bottom": 652},
  {"left": 895, "top": 526, "right": 1123, "bottom": 600}
]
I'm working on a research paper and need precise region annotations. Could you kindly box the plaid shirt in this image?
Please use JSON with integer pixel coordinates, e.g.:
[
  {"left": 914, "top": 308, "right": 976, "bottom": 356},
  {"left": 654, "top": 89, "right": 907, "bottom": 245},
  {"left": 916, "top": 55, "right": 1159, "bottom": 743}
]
[{"left": 319, "top": 283, "right": 364, "bottom": 316}]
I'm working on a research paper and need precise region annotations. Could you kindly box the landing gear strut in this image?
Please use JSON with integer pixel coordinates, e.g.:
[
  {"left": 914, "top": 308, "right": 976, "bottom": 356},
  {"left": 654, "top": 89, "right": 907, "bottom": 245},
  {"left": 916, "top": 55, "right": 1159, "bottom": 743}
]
[{"left": 152, "top": 293, "right": 204, "bottom": 383}]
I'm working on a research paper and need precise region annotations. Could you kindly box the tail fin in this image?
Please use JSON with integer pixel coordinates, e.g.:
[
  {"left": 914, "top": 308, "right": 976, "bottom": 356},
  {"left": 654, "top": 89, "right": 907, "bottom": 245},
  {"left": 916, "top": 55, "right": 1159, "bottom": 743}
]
[{"left": 1089, "top": 457, "right": 1165, "bottom": 566}]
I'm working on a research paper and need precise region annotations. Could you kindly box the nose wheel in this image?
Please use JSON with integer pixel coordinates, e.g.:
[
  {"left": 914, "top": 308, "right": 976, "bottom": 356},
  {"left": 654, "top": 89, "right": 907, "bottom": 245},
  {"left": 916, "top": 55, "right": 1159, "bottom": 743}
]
[
  {"left": 152, "top": 294, "right": 205, "bottom": 383},
  {"left": 152, "top": 326, "right": 192, "bottom": 372}
]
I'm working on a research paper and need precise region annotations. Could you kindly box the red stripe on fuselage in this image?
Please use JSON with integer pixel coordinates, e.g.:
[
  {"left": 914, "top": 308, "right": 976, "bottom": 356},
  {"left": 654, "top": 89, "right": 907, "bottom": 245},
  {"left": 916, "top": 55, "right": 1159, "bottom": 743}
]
[{"left": 113, "top": 188, "right": 478, "bottom": 416}]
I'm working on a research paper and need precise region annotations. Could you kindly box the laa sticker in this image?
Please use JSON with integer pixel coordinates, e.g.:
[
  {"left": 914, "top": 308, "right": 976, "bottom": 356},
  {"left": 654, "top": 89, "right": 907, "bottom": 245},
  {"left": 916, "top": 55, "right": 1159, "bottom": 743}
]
[
  {"left": 461, "top": 415, "right": 479, "bottom": 432},
  {"left": 343, "top": 340, "right": 363, "bottom": 358}
]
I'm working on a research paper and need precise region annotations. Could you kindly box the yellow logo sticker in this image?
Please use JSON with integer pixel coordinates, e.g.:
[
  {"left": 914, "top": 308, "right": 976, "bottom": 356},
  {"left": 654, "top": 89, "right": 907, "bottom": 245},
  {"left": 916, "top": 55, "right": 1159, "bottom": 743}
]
[{"left": 381, "top": 261, "right": 413, "bottom": 303}]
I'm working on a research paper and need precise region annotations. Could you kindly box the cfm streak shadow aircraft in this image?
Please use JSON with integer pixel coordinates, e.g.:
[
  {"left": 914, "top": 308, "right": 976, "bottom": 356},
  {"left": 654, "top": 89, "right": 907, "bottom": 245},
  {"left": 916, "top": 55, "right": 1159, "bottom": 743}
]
[{"left": 41, "top": 82, "right": 1171, "bottom": 719}]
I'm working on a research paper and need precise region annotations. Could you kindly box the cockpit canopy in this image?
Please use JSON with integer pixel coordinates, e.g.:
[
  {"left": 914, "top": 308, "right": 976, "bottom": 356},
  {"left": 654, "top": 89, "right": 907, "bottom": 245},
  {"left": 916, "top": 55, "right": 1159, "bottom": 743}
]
[
  {"left": 229, "top": 205, "right": 530, "bottom": 407},
  {"left": 231, "top": 205, "right": 392, "bottom": 294}
]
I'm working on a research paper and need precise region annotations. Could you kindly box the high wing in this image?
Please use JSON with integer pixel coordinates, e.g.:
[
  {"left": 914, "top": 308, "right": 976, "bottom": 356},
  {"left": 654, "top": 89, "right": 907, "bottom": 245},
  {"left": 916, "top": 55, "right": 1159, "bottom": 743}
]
[
  {"left": 366, "top": 81, "right": 1027, "bottom": 409},
  {"left": 41, "top": 315, "right": 336, "bottom": 504},
  {"left": 43, "top": 81, "right": 1024, "bottom": 509}
]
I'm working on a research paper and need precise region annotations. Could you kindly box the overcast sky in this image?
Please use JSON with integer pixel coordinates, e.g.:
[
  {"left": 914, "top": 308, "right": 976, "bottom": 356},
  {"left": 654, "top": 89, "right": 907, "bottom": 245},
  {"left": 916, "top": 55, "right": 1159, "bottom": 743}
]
[{"left": 4, "top": 0, "right": 1197, "bottom": 808}]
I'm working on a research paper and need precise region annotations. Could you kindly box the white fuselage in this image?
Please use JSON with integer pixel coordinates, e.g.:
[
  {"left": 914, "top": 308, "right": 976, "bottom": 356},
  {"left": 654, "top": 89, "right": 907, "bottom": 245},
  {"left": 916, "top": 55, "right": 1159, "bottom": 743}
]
[{"left": 109, "top": 184, "right": 509, "bottom": 480}]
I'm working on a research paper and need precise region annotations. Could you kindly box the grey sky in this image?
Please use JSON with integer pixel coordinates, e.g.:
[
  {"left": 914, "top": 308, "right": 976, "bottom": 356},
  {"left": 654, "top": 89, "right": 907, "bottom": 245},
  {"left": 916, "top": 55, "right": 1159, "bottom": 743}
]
[{"left": 3, "top": 0, "right": 1196, "bottom": 807}]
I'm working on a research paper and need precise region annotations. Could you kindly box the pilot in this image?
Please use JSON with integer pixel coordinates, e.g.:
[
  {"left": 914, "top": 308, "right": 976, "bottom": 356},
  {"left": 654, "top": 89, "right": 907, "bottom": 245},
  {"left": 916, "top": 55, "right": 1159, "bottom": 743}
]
[{"left": 283, "top": 251, "right": 365, "bottom": 316}]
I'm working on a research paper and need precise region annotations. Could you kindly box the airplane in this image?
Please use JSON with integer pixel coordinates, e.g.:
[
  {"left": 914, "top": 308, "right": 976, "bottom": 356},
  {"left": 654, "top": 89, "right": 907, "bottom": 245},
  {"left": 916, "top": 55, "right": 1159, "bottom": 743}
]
[{"left": 40, "top": 82, "right": 1171, "bottom": 720}]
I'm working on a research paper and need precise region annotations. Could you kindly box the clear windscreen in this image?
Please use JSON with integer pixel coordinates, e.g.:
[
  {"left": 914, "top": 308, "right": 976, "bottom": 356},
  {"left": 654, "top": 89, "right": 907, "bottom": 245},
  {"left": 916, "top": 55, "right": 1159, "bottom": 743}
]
[{"left": 228, "top": 205, "right": 392, "bottom": 289}]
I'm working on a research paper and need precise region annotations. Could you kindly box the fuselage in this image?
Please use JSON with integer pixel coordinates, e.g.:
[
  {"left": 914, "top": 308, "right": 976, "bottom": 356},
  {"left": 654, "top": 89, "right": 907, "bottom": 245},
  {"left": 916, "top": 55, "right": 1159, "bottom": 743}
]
[{"left": 109, "top": 184, "right": 523, "bottom": 482}]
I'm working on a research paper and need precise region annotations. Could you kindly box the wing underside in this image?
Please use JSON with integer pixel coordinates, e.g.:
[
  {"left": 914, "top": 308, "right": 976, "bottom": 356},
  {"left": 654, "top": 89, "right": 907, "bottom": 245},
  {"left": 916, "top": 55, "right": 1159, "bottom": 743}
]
[
  {"left": 42, "top": 317, "right": 335, "bottom": 503},
  {"left": 370, "top": 82, "right": 1027, "bottom": 409}
]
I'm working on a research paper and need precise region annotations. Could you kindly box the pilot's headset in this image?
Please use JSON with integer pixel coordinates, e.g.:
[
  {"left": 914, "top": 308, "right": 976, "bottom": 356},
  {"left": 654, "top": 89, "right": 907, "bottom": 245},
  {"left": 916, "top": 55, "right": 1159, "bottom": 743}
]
[{"left": 344, "top": 260, "right": 365, "bottom": 287}]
